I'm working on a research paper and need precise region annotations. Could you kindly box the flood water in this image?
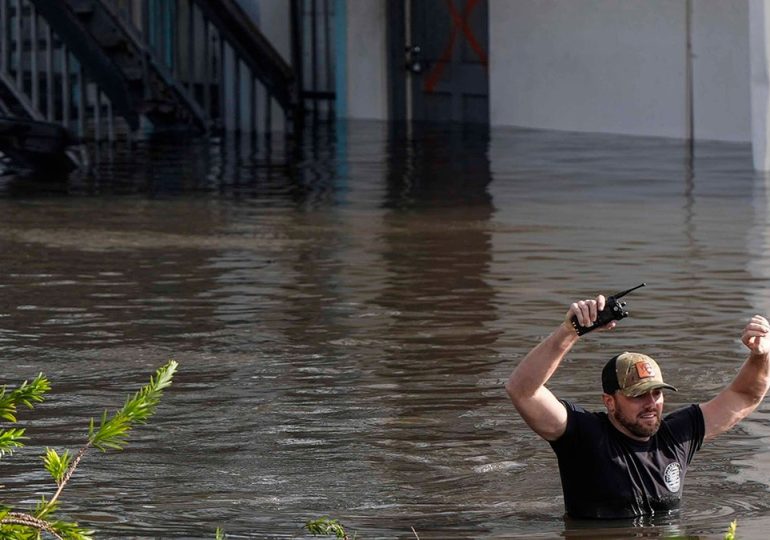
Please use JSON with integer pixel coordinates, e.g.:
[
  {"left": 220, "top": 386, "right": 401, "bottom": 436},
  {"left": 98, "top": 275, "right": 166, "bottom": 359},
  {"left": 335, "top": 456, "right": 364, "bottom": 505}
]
[{"left": 1, "top": 120, "right": 770, "bottom": 539}]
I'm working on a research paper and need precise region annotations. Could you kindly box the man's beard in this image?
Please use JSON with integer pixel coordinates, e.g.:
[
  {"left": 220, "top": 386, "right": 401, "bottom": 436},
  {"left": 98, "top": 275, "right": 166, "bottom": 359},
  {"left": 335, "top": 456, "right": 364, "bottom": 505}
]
[{"left": 613, "top": 407, "right": 661, "bottom": 438}]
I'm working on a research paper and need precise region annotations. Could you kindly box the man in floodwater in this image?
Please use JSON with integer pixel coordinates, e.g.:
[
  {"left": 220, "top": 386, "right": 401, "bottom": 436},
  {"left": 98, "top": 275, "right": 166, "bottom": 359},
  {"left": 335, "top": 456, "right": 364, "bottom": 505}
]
[{"left": 505, "top": 294, "right": 770, "bottom": 519}]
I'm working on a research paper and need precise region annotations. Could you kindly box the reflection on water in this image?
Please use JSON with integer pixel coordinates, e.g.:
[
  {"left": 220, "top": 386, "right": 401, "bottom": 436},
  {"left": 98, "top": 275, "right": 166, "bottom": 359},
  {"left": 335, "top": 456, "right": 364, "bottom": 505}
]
[{"left": 0, "top": 120, "right": 769, "bottom": 538}]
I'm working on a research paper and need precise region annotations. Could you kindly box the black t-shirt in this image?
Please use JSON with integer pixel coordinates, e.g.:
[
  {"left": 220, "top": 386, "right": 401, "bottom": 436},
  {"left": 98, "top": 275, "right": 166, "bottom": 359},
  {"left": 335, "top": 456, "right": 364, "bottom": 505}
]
[{"left": 549, "top": 400, "right": 705, "bottom": 519}]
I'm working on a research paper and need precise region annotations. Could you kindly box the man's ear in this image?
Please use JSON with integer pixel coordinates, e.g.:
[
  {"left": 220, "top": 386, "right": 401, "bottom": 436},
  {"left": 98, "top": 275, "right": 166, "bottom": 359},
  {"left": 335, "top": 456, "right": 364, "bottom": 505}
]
[{"left": 602, "top": 393, "right": 615, "bottom": 413}]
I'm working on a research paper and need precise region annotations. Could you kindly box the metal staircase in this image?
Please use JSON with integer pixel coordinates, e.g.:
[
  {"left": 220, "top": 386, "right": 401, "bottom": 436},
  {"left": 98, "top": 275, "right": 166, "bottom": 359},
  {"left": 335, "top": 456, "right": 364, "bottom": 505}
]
[
  {"left": 30, "top": 0, "right": 203, "bottom": 132},
  {"left": 0, "top": 0, "right": 301, "bottom": 173}
]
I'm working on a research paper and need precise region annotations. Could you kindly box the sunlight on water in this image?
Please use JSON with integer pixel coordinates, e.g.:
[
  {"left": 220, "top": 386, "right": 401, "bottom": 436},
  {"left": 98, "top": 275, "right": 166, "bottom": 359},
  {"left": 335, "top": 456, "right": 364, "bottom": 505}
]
[{"left": 0, "top": 121, "right": 768, "bottom": 538}]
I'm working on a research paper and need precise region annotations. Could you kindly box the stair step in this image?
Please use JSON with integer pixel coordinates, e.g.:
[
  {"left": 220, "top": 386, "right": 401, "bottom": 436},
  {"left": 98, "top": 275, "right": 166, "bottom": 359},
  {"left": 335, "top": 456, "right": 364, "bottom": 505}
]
[
  {"left": 121, "top": 65, "right": 145, "bottom": 81},
  {"left": 90, "top": 27, "right": 126, "bottom": 49},
  {"left": 68, "top": 0, "right": 96, "bottom": 16}
]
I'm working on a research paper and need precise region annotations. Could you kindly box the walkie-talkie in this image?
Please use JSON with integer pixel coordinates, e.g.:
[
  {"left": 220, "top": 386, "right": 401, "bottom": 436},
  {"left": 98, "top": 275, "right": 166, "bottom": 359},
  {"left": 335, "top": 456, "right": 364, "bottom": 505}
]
[{"left": 570, "top": 283, "right": 646, "bottom": 335}]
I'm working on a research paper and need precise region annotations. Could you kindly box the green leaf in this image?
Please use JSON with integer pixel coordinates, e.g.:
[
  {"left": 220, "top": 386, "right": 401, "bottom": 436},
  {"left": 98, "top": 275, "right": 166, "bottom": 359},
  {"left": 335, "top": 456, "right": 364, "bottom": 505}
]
[
  {"left": 88, "top": 361, "right": 177, "bottom": 452},
  {"left": 0, "top": 428, "right": 27, "bottom": 458},
  {"left": 42, "top": 448, "right": 71, "bottom": 486},
  {"left": 11, "top": 374, "right": 51, "bottom": 409},
  {"left": 49, "top": 520, "right": 95, "bottom": 540},
  {"left": 0, "top": 374, "right": 50, "bottom": 423},
  {"left": 724, "top": 520, "right": 737, "bottom": 540},
  {"left": 33, "top": 496, "right": 58, "bottom": 520},
  {"left": 0, "top": 524, "right": 38, "bottom": 540},
  {"left": 306, "top": 517, "right": 348, "bottom": 538}
]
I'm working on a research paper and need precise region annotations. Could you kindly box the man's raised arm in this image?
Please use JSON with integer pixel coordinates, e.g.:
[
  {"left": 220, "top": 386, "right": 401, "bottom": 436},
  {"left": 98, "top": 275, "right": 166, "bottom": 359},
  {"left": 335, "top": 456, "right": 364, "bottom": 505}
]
[
  {"left": 506, "top": 295, "right": 616, "bottom": 441},
  {"left": 700, "top": 315, "right": 770, "bottom": 441}
]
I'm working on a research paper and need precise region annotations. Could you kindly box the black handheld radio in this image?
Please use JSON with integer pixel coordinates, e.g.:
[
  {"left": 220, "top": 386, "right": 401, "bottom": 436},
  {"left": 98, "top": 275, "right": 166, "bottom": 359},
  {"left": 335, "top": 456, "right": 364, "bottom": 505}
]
[{"left": 570, "top": 283, "right": 646, "bottom": 336}]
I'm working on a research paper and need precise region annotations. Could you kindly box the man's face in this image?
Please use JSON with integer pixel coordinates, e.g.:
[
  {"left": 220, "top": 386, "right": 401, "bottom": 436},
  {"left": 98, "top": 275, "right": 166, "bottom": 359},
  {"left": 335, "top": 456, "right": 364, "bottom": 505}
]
[{"left": 605, "top": 388, "right": 664, "bottom": 440}]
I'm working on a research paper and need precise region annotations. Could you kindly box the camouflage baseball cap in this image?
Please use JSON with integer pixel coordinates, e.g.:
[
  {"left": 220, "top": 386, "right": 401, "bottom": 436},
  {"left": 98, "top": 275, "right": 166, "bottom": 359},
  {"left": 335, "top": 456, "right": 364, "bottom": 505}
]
[{"left": 601, "top": 352, "right": 678, "bottom": 397}]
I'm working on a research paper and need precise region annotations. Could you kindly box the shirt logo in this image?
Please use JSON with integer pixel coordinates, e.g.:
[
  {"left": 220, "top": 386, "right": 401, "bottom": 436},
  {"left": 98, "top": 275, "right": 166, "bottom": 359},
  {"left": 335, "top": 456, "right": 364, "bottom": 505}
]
[
  {"left": 635, "top": 361, "right": 655, "bottom": 379},
  {"left": 663, "top": 462, "right": 681, "bottom": 493}
]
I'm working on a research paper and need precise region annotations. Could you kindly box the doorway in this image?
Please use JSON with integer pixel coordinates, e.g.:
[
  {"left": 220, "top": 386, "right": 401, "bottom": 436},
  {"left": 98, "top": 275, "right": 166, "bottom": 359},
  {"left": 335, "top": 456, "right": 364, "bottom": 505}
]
[{"left": 388, "top": 0, "right": 489, "bottom": 124}]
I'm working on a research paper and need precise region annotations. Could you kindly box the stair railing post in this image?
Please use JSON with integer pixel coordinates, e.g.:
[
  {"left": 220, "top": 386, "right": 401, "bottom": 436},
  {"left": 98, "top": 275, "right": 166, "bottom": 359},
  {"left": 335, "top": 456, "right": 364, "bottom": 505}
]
[
  {"left": 203, "top": 19, "right": 210, "bottom": 124},
  {"left": 107, "top": 97, "right": 114, "bottom": 142},
  {"left": 14, "top": 0, "right": 21, "bottom": 88},
  {"left": 234, "top": 54, "right": 241, "bottom": 133},
  {"left": 77, "top": 62, "right": 85, "bottom": 139},
  {"left": 186, "top": 0, "right": 193, "bottom": 94},
  {"left": 218, "top": 33, "right": 225, "bottom": 131},
  {"left": 311, "top": 0, "right": 318, "bottom": 120},
  {"left": 249, "top": 72, "right": 256, "bottom": 136},
  {"left": 94, "top": 83, "right": 101, "bottom": 142},
  {"left": 290, "top": 0, "right": 305, "bottom": 131},
  {"left": 1, "top": 0, "right": 7, "bottom": 74},
  {"left": 30, "top": 4, "right": 38, "bottom": 110},
  {"left": 324, "top": 0, "right": 332, "bottom": 120},
  {"left": 62, "top": 49, "right": 68, "bottom": 127},
  {"left": 45, "top": 20, "right": 52, "bottom": 120},
  {"left": 265, "top": 92, "right": 271, "bottom": 140}
]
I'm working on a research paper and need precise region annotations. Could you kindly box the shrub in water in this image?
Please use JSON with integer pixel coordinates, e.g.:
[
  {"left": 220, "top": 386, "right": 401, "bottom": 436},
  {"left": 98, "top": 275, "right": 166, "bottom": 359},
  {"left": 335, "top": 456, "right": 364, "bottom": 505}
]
[{"left": 0, "top": 360, "right": 177, "bottom": 539}]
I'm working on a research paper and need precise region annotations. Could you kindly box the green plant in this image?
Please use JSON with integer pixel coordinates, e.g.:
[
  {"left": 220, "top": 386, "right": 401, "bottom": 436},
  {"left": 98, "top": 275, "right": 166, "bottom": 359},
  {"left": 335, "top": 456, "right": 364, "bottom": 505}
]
[
  {"left": 724, "top": 520, "right": 737, "bottom": 540},
  {"left": 0, "top": 360, "right": 177, "bottom": 539},
  {"left": 306, "top": 517, "right": 350, "bottom": 539}
]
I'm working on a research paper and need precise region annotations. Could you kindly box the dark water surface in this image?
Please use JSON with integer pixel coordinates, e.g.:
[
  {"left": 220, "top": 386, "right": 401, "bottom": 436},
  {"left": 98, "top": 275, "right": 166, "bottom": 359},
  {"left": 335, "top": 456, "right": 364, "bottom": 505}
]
[{"left": 1, "top": 121, "right": 770, "bottom": 539}]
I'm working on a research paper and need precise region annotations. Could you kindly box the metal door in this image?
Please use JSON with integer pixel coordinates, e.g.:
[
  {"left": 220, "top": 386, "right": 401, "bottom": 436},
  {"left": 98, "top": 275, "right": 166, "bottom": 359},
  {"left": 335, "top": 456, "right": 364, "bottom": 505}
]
[{"left": 405, "top": 0, "right": 488, "bottom": 124}]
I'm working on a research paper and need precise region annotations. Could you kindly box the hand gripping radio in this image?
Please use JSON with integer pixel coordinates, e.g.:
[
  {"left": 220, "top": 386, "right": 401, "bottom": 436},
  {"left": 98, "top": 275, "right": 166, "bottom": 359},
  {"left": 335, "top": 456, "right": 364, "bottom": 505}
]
[{"left": 570, "top": 283, "right": 646, "bottom": 336}]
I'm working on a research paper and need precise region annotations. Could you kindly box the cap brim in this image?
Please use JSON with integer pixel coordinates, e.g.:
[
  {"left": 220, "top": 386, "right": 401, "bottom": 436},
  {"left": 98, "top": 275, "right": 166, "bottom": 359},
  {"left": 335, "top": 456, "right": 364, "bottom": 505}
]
[{"left": 622, "top": 381, "right": 678, "bottom": 397}]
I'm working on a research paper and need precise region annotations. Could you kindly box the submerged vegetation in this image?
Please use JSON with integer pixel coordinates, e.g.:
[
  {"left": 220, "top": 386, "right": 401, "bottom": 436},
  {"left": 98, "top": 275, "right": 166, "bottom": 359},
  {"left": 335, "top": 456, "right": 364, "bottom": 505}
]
[
  {"left": 306, "top": 517, "right": 351, "bottom": 539},
  {"left": 724, "top": 520, "right": 737, "bottom": 540},
  {"left": 0, "top": 360, "right": 177, "bottom": 539},
  {"left": 304, "top": 515, "right": 736, "bottom": 540}
]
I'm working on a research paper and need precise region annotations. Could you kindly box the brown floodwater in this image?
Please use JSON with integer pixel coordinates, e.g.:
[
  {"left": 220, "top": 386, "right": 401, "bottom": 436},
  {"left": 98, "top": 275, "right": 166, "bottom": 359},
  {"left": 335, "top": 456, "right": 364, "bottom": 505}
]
[{"left": 0, "top": 121, "right": 769, "bottom": 539}]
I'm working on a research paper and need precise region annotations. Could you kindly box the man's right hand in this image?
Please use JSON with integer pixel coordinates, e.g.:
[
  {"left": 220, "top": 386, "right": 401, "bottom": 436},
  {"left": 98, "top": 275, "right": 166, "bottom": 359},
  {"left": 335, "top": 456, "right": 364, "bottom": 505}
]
[{"left": 563, "top": 294, "right": 618, "bottom": 334}]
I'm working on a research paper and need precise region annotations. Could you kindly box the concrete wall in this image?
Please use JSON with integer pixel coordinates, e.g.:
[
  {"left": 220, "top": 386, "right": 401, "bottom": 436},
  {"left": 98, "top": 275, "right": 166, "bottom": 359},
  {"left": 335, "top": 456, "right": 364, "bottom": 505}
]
[
  {"left": 251, "top": 0, "right": 388, "bottom": 121},
  {"left": 490, "top": 1, "right": 687, "bottom": 138},
  {"left": 489, "top": 0, "right": 750, "bottom": 142},
  {"left": 345, "top": 0, "right": 390, "bottom": 120},
  {"left": 692, "top": 0, "right": 750, "bottom": 142},
  {"left": 249, "top": 0, "right": 291, "bottom": 61},
  {"left": 341, "top": 0, "right": 751, "bottom": 142}
]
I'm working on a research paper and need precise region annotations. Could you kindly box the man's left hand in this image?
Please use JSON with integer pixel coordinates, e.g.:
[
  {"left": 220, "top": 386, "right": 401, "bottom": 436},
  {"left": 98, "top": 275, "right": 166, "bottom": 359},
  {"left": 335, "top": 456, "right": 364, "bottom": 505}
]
[{"left": 742, "top": 315, "right": 770, "bottom": 356}]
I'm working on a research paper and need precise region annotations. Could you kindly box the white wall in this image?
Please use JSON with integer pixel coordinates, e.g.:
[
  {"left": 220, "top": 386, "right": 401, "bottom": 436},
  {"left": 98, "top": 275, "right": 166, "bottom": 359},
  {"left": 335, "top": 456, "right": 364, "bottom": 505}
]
[
  {"left": 345, "top": 0, "right": 389, "bottom": 120},
  {"left": 250, "top": 0, "right": 291, "bottom": 61},
  {"left": 490, "top": 0, "right": 688, "bottom": 138},
  {"left": 489, "top": 0, "right": 751, "bottom": 142},
  {"left": 339, "top": 0, "right": 752, "bottom": 142},
  {"left": 239, "top": 0, "right": 391, "bottom": 125},
  {"left": 692, "top": 1, "right": 750, "bottom": 141}
]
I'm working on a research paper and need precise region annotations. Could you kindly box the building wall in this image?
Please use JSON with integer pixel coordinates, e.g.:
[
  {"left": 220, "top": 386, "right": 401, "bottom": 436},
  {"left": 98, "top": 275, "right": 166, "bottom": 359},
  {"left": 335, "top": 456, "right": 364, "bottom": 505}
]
[
  {"left": 490, "top": 0, "right": 749, "bottom": 142},
  {"left": 250, "top": 0, "right": 291, "bottom": 61},
  {"left": 342, "top": 0, "right": 751, "bottom": 142},
  {"left": 692, "top": 0, "right": 750, "bottom": 142},
  {"left": 490, "top": 0, "right": 686, "bottom": 138},
  {"left": 345, "top": 0, "right": 390, "bottom": 120}
]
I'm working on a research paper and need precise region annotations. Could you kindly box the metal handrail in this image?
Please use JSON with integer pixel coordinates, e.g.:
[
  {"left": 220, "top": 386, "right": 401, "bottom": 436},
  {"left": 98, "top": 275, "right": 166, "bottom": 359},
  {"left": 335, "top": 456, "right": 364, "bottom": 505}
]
[
  {"left": 0, "top": 0, "right": 125, "bottom": 143},
  {"left": 1, "top": 0, "right": 301, "bottom": 144},
  {"left": 105, "top": 0, "right": 297, "bottom": 134}
]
